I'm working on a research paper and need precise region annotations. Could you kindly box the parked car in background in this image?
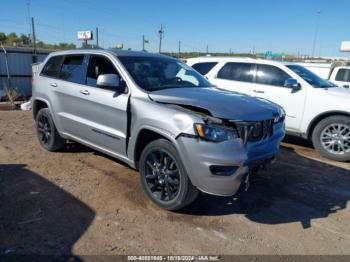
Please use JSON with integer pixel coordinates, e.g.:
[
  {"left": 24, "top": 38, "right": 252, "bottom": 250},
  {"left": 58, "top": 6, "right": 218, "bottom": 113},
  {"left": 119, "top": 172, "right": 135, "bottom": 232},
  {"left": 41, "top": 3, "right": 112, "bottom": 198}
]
[
  {"left": 32, "top": 50, "right": 285, "bottom": 210},
  {"left": 187, "top": 57, "right": 350, "bottom": 162},
  {"left": 296, "top": 62, "right": 350, "bottom": 89},
  {"left": 329, "top": 66, "right": 350, "bottom": 88}
]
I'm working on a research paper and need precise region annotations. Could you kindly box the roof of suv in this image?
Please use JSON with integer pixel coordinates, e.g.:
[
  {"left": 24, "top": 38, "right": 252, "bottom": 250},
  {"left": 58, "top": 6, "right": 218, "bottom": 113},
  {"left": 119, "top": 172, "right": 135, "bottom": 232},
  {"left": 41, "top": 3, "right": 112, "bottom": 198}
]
[
  {"left": 186, "top": 56, "right": 296, "bottom": 67},
  {"left": 47, "top": 49, "right": 173, "bottom": 59}
]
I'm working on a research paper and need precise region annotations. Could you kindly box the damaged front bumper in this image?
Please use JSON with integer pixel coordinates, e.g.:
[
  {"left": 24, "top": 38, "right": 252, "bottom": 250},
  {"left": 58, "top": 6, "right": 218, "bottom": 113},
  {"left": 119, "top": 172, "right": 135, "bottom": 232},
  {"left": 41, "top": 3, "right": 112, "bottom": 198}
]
[{"left": 176, "top": 121, "right": 284, "bottom": 196}]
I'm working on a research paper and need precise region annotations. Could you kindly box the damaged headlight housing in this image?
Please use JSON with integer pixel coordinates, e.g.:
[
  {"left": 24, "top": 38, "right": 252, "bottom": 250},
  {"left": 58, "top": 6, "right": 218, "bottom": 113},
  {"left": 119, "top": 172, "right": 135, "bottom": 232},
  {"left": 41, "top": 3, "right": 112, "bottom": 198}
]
[
  {"left": 194, "top": 123, "right": 239, "bottom": 142},
  {"left": 274, "top": 106, "right": 286, "bottom": 123}
]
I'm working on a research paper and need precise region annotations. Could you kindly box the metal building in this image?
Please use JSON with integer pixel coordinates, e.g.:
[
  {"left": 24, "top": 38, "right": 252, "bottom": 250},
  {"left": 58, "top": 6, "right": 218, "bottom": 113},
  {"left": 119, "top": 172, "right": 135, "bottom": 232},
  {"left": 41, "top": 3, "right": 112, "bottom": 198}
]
[{"left": 0, "top": 47, "right": 50, "bottom": 99}]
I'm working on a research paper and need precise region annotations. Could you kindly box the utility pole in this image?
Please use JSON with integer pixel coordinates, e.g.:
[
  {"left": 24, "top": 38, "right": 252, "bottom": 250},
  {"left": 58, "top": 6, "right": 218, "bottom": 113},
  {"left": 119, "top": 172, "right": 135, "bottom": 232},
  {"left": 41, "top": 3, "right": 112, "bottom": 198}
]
[
  {"left": 158, "top": 24, "right": 164, "bottom": 53},
  {"left": 311, "top": 10, "right": 321, "bottom": 58},
  {"left": 142, "top": 35, "right": 149, "bottom": 51},
  {"left": 178, "top": 40, "right": 181, "bottom": 57},
  {"left": 142, "top": 35, "right": 145, "bottom": 51},
  {"left": 96, "top": 27, "right": 99, "bottom": 48},
  {"left": 206, "top": 44, "right": 209, "bottom": 54},
  {"left": 31, "top": 17, "right": 37, "bottom": 63}
]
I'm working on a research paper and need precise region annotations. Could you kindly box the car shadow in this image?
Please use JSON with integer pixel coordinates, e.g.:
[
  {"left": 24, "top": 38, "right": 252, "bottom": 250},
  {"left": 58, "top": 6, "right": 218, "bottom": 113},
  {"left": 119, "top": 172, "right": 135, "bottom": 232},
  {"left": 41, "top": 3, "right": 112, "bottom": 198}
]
[
  {"left": 59, "top": 142, "right": 93, "bottom": 153},
  {"left": 59, "top": 142, "right": 133, "bottom": 169},
  {"left": 0, "top": 164, "right": 95, "bottom": 257},
  {"left": 180, "top": 145, "right": 350, "bottom": 229},
  {"left": 37, "top": 139, "right": 350, "bottom": 231},
  {"left": 283, "top": 134, "right": 314, "bottom": 148}
]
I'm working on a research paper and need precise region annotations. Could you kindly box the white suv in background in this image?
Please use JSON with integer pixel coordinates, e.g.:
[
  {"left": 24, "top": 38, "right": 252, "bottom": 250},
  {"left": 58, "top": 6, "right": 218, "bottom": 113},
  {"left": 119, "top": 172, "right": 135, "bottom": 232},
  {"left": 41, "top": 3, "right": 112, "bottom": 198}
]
[
  {"left": 329, "top": 66, "right": 350, "bottom": 88},
  {"left": 187, "top": 57, "right": 350, "bottom": 162}
]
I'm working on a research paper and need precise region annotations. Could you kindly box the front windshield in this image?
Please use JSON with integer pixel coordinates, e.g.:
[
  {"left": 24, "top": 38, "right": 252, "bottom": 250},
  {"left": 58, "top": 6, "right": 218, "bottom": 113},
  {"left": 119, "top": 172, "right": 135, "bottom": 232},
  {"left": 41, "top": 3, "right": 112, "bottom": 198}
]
[
  {"left": 287, "top": 64, "right": 335, "bottom": 88},
  {"left": 118, "top": 56, "right": 212, "bottom": 91}
]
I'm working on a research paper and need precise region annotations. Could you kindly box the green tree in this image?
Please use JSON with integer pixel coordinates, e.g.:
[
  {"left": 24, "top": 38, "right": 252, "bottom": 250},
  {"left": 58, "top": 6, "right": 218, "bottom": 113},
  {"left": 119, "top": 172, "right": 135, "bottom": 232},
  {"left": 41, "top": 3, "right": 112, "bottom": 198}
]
[
  {"left": 6, "top": 32, "right": 19, "bottom": 46},
  {"left": 19, "top": 34, "right": 31, "bottom": 45},
  {"left": 0, "top": 32, "right": 7, "bottom": 43},
  {"left": 0, "top": 31, "right": 76, "bottom": 50}
]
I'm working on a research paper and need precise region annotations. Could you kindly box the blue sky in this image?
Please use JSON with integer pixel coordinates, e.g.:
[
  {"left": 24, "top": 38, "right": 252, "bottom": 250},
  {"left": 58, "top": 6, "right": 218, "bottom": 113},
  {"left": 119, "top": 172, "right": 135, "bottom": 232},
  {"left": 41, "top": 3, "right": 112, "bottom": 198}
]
[{"left": 1, "top": 0, "right": 349, "bottom": 56}]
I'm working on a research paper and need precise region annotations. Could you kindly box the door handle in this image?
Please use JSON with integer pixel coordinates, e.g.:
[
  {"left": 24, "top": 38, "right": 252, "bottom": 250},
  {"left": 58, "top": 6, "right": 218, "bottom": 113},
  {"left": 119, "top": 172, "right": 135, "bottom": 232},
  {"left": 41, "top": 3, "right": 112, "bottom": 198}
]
[
  {"left": 80, "top": 90, "right": 90, "bottom": 95},
  {"left": 343, "top": 85, "right": 349, "bottom": 88},
  {"left": 253, "top": 89, "right": 265, "bottom": 94},
  {"left": 50, "top": 82, "right": 57, "bottom": 87}
]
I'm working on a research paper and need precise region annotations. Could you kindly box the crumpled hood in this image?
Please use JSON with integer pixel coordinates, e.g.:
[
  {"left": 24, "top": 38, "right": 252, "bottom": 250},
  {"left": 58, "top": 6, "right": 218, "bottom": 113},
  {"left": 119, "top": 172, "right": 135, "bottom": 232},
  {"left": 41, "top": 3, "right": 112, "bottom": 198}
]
[{"left": 149, "top": 87, "right": 281, "bottom": 121}]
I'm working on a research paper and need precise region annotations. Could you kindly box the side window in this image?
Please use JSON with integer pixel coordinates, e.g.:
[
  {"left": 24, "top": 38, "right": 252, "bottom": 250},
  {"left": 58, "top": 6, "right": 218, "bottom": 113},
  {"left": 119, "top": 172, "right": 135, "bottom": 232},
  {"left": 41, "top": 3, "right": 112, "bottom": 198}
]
[
  {"left": 335, "top": 69, "right": 350, "bottom": 82},
  {"left": 335, "top": 69, "right": 346, "bottom": 81},
  {"left": 86, "top": 55, "right": 120, "bottom": 88},
  {"left": 346, "top": 70, "right": 350, "bottom": 82},
  {"left": 217, "top": 62, "right": 254, "bottom": 83},
  {"left": 191, "top": 62, "right": 218, "bottom": 75},
  {"left": 41, "top": 56, "right": 63, "bottom": 77},
  {"left": 256, "top": 64, "right": 291, "bottom": 87},
  {"left": 59, "top": 55, "right": 85, "bottom": 84}
]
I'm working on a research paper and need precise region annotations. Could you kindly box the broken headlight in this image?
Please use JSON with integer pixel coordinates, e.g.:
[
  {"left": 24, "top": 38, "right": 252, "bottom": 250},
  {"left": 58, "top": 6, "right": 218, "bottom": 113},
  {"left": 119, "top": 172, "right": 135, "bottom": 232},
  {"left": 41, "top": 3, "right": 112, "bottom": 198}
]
[
  {"left": 194, "top": 123, "right": 239, "bottom": 142},
  {"left": 274, "top": 106, "right": 286, "bottom": 123}
]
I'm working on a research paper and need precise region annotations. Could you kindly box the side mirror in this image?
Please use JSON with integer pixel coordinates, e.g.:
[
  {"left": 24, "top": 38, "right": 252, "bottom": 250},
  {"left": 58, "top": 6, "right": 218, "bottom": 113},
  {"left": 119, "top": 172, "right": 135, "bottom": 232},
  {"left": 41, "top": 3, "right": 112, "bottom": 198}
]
[
  {"left": 284, "top": 78, "right": 301, "bottom": 91},
  {"left": 97, "top": 74, "right": 126, "bottom": 92}
]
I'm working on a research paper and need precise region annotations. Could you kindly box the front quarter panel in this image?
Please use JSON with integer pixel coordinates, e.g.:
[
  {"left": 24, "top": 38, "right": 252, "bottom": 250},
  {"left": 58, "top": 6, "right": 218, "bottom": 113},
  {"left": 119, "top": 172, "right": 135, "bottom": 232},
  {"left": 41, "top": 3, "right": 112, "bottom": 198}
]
[{"left": 127, "top": 95, "right": 203, "bottom": 162}]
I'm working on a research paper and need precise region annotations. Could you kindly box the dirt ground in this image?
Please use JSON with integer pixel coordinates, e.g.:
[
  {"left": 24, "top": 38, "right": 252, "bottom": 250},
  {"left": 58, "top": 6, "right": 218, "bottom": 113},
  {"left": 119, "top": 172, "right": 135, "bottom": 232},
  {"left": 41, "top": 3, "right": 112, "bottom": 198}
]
[{"left": 1, "top": 110, "right": 350, "bottom": 256}]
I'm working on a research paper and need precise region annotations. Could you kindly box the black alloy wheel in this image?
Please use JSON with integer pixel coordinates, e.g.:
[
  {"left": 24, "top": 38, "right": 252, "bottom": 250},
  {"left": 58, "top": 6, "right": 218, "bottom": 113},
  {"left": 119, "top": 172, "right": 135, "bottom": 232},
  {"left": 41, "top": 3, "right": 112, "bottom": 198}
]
[
  {"left": 144, "top": 149, "right": 180, "bottom": 201},
  {"left": 36, "top": 108, "right": 65, "bottom": 151},
  {"left": 139, "top": 139, "right": 199, "bottom": 210},
  {"left": 37, "top": 113, "right": 52, "bottom": 146}
]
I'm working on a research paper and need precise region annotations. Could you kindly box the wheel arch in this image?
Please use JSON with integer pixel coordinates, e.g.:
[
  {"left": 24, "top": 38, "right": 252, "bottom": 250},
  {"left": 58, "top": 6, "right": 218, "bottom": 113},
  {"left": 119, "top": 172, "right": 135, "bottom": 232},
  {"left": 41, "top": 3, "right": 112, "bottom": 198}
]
[
  {"left": 32, "top": 98, "right": 51, "bottom": 119},
  {"left": 133, "top": 128, "right": 175, "bottom": 170},
  {"left": 307, "top": 111, "right": 350, "bottom": 139}
]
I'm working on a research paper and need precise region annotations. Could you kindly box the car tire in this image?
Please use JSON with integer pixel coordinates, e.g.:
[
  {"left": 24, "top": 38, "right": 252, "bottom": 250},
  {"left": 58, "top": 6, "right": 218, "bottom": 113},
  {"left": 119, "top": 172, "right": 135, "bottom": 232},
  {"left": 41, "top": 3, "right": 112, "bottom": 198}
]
[
  {"left": 139, "top": 139, "right": 199, "bottom": 210},
  {"left": 312, "top": 115, "right": 350, "bottom": 162},
  {"left": 36, "top": 108, "right": 66, "bottom": 151}
]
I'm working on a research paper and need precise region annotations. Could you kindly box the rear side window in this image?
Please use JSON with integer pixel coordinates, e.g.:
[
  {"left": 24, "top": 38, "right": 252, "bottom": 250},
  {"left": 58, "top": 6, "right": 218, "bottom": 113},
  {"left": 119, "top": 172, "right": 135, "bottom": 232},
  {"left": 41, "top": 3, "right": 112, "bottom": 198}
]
[
  {"left": 217, "top": 62, "right": 255, "bottom": 83},
  {"left": 335, "top": 69, "right": 350, "bottom": 82},
  {"left": 256, "top": 64, "right": 291, "bottom": 87},
  {"left": 191, "top": 62, "right": 218, "bottom": 75},
  {"left": 59, "top": 55, "right": 85, "bottom": 84},
  {"left": 41, "top": 56, "right": 63, "bottom": 77}
]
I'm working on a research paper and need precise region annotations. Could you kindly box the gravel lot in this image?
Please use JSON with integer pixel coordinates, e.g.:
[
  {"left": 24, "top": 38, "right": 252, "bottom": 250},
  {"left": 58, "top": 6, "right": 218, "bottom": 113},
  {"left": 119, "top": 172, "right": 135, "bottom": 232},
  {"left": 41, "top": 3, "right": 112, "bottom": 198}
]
[{"left": 1, "top": 111, "right": 350, "bottom": 256}]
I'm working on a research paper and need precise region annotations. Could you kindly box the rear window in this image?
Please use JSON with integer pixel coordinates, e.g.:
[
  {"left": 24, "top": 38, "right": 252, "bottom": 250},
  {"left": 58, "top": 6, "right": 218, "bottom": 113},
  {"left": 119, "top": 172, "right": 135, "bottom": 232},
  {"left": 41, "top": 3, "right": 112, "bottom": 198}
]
[
  {"left": 217, "top": 62, "right": 255, "bottom": 83},
  {"left": 59, "top": 55, "right": 85, "bottom": 84},
  {"left": 41, "top": 56, "right": 63, "bottom": 77},
  {"left": 335, "top": 69, "right": 350, "bottom": 82},
  {"left": 191, "top": 62, "right": 218, "bottom": 75}
]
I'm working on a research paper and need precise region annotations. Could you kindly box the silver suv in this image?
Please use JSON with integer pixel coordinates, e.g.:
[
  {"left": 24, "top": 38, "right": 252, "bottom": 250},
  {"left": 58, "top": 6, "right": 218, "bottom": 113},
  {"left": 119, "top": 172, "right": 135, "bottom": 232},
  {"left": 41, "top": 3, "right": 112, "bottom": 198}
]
[{"left": 32, "top": 49, "right": 285, "bottom": 210}]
